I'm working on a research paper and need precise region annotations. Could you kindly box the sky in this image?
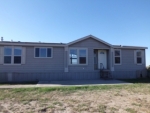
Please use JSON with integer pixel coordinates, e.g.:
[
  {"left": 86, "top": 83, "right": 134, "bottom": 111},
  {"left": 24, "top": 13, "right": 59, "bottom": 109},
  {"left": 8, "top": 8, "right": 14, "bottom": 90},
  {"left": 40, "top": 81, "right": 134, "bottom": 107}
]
[{"left": 0, "top": 0, "right": 150, "bottom": 66}]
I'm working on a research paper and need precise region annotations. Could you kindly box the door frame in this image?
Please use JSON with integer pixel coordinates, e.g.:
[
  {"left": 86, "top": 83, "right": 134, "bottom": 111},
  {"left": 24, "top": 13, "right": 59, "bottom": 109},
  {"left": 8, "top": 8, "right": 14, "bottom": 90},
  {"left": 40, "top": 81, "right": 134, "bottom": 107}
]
[{"left": 98, "top": 50, "right": 107, "bottom": 69}]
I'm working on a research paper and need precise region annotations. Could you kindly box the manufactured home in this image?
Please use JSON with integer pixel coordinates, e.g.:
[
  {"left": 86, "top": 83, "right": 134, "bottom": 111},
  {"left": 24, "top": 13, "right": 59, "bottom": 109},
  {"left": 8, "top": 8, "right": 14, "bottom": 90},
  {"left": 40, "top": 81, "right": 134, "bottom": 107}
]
[{"left": 0, "top": 35, "right": 148, "bottom": 82}]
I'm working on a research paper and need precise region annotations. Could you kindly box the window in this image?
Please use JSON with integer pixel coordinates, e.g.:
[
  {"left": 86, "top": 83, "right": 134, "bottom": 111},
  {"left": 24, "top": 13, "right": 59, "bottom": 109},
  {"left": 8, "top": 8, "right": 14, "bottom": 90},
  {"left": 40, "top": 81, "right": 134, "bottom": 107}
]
[
  {"left": 100, "top": 52, "right": 104, "bottom": 54},
  {"left": 4, "top": 47, "right": 22, "bottom": 64},
  {"left": 69, "top": 48, "right": 87, "bottom": 65},
  {"left": 35, "top": 48, "right": 52, "bottom": 58},
  {"left": 137, "top": 51, "right": 142, "bottom": 64},
  {"left": 114, "top": 50, "right": 121, "bottom": 64},
  {"left": 135, "top": 50, "right": 143, "bottom": 64}
]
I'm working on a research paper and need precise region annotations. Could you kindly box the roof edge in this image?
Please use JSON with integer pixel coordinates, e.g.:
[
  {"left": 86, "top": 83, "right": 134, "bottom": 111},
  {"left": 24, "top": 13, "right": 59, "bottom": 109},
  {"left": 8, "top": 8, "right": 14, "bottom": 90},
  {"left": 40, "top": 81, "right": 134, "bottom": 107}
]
[
  {"left": 67, "top": 35, "right": 112, "bottom": 47},
  {"left": 0, "top": 42, "right": 66, "bottom": 47},
  {"left": 113, "top": 45, "right": 148, "bottom": 49}
]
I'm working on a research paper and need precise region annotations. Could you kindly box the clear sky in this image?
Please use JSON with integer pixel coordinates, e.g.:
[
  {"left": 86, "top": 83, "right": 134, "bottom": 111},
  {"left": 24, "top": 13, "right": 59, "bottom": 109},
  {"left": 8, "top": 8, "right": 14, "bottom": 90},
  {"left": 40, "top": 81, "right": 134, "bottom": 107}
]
[{"left": 0, "top": 0, "right": 150, "bottom": 66}]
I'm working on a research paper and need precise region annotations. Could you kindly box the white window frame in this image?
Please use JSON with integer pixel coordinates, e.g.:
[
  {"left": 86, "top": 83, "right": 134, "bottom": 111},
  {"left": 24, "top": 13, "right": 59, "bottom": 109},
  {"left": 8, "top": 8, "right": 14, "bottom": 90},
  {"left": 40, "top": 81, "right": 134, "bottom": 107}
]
[
  {"left": 114, "top": 49, "right": 122, "bottom": 65},
  {"left": 69, "top": 48, "right": 88, "bottom": 65},
  {"left": 34, "top": 47, "right": 53, "bottom": 58},
  {"left": 3, "top": 46, "right": 22, "bottom": 65},
  {"left": 134, "top": 50, "right": 143, "bottom": 65}
]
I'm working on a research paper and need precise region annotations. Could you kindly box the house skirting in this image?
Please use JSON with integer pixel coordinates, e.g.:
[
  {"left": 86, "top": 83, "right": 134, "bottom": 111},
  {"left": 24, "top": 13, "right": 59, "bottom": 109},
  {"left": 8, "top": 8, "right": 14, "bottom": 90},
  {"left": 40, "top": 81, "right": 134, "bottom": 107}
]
[{"left": 0, "top": 71, "right": 147, "bottom": 83}]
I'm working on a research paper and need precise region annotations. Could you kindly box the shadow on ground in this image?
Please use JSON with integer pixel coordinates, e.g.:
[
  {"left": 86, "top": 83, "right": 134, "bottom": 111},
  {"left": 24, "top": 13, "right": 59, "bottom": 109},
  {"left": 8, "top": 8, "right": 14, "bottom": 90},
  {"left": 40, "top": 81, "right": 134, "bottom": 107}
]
[
  {"left": 1, "top": 79, "right": 150, "bottom": 86},
  {"left": 0, "top": 81, "right": 38, "bottom": 85},
  {"left": 37, "top": 79, "right": 130, "bottom": 86},
  {"left": 119, "top": 78, "right": 150, "bottom": 83}
]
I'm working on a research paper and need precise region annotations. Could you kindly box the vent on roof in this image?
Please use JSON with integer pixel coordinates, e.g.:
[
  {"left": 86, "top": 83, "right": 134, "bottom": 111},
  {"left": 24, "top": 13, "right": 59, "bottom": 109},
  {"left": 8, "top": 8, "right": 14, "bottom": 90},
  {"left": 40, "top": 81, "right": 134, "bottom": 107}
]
[{"left": 1, "top": 37, "right": 3, "bottom": 41}]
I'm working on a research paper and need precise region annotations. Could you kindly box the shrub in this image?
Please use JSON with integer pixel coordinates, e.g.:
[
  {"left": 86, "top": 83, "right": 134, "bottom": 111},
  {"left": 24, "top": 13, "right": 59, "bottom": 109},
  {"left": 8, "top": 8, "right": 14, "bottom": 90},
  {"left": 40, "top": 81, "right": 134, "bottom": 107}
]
[{"left": 147, "top": 65, "right": 150, "bottom": 70}]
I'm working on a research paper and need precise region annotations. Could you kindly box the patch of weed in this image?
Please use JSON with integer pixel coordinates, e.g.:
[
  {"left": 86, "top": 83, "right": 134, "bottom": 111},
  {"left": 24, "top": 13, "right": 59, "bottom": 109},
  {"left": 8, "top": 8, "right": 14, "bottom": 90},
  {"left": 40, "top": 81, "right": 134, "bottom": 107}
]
[
  {"left": 53, "top": 102, "right": 63, "bottom": 106},
  {"left": 98, "top": 104, "right": 107, "bottom": 113},
  {"left": 132, "top": 103, "right": 142, "bottom": 107},
  {"left": 48, "top": 105, "right": 55, "bottom": 109},
  {"left": 109, "top": 107, "right": 118, "bottom": 112},
  {"left": 125, "top": 108, "right": 137, "bottom": 113}
]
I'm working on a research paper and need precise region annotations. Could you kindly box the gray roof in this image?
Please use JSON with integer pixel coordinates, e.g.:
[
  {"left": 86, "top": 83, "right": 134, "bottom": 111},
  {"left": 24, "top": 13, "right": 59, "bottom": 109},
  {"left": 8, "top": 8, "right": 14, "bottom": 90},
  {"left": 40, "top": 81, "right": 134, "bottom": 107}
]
[
  {"left": 0, "top": 36, "right": 148, "bottom": 49},
  {"left": 0, "top": 41, "right": 66, "bottom": 45},
  {"left": 0, "top": 41, "right": 66, "bottom": 47}
]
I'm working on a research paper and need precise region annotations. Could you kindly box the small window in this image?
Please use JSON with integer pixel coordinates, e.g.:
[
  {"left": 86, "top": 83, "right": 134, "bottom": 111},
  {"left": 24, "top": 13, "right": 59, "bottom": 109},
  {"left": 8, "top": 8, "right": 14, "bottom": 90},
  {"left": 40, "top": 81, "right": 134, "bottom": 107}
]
[
  {"left": 114, "top": 50, "right": 121, "bottom": 65},
  {"left": 135, "top": 51, "right": 142, "bottom": 64},
  {"left": 4, "top": 47, "right": 22, "bottom": 64},
  {"left": 35, "top": 48, "right": 52, "bottom": 58}
]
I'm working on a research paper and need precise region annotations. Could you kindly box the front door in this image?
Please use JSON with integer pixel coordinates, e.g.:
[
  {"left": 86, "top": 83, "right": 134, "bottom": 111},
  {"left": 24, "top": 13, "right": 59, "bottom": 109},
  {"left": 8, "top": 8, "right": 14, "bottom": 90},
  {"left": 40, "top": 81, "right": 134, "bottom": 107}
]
[{"left": 98, "top": 50, "right": 107, "bottom": 69}]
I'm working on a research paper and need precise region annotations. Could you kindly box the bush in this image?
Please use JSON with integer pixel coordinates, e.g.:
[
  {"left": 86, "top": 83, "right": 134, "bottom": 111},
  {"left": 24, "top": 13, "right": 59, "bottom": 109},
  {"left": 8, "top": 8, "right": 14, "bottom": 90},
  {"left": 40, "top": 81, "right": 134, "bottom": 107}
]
[{"left": 147, "top": 65, "right": 150, "bottom": 71}]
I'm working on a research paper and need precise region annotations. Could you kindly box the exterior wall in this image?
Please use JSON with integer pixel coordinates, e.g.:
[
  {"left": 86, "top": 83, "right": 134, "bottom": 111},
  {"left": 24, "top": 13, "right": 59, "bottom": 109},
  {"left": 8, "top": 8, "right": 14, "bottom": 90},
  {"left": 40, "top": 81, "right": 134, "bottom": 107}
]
[
  {"left": 113, "top": 49, "right": 146, "bottom": 78},
  {"left": 114, "top": 49, "right": 146, "bottom": 71},
  {"left": 0, "top": 73, "right": 7, "bottom": 82},
  {"left": 0, "top": 46, "right": 64, "bottom": 73},
  {"left": 68, "top": 38, "right": 110, "bottom": 72}
]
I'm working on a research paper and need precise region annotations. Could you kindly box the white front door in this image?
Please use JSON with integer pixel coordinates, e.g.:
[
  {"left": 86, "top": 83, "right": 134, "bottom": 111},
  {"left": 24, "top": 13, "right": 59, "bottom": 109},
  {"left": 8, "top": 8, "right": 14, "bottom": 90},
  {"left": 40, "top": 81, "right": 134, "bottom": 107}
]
[{"left": 98, "top": 50, "right": 107, "bottom": 69}]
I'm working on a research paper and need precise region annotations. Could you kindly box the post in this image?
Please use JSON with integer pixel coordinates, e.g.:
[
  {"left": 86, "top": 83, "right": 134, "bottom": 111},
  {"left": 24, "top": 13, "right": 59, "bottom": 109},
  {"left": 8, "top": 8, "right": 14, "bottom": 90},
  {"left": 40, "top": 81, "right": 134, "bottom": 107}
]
[{"left": 64, "top": 46, "right": 68, "bottom": 72}]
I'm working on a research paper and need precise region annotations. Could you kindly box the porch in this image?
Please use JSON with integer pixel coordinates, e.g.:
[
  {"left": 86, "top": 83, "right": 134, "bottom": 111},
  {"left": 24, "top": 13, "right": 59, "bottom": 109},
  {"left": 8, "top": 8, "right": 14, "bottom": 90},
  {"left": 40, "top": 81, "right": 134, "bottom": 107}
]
[
  {"left": 93, "top": 49, "right": 113, "bottom": 79},
  {"left": 94, "top": 49, "right": 111, "bottom": 70}
]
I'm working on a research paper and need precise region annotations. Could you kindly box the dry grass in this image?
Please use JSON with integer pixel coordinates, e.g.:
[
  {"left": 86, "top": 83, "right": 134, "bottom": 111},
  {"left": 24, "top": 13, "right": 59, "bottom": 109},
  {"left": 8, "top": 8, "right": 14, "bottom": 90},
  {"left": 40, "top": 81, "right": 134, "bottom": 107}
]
[{"left": 0, "top": 83, "right": 150, "bottom": 113}]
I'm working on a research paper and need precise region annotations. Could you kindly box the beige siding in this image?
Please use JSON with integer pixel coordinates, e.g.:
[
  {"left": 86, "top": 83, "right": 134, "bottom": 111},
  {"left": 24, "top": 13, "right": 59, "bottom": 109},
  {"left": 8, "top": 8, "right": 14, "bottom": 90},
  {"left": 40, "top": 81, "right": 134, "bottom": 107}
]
[
  {"left": 114, "top": 49, "right": 146, "bottom": 71},
  {"left": 0, "top": 46, "right": 64, "bottom": 72}
]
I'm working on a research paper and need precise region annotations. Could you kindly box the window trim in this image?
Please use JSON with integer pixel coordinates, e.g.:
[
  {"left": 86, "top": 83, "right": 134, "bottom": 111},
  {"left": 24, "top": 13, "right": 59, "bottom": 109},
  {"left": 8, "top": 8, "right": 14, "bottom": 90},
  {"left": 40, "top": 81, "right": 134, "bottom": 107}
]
[
  {"left": 134, "top": 50, "right": 143, "bottom": 65},
  {"left": 3, "top": 46, "right": 22, "bottom": 65},
  {"left": 114, "top": 49, "right": 122, "bottom": 65},
  {"left": 34, "top": 47, "right": 53, "bottom": 58},
  {"left": 68, "top": 48, "right": 88, "bottom": 65}
]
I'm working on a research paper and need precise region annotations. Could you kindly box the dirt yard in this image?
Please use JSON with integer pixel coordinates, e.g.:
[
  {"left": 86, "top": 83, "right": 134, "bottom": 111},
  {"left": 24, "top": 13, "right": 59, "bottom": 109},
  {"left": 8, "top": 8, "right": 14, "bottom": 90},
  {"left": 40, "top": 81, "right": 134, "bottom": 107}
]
[{"left": 0, "top": 84, "right": 150, "bottom": 113}]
